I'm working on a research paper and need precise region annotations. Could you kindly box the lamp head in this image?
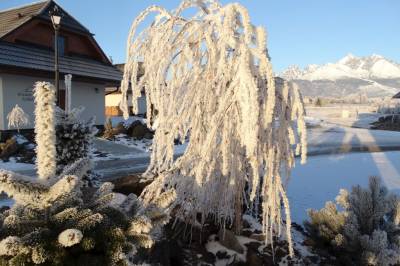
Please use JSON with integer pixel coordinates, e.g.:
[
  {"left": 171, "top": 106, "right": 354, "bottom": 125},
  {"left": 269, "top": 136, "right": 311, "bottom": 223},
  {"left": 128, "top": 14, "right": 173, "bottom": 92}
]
[{"left": 49, "top": 6, "right": 62, "bottom": 27}]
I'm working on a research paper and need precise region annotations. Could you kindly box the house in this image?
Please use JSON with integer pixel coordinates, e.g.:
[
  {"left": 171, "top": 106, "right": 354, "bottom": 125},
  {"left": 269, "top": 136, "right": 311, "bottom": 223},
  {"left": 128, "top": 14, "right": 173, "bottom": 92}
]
[
  {"left": 0, "top": 0, "right": 122, "bottom": 133},
  {"left": 105, "top": 63, "right": 147, "bottom": 117}
]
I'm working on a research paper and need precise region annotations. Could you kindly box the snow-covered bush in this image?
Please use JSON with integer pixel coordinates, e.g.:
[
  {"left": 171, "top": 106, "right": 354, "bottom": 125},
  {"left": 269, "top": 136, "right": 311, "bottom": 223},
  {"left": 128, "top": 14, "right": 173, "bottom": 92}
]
[
  {"left": 55, "top": 107, "right": 98, "bottom": 186},
  {"left": 7, "top": 104, "right": 29, "bottom": 133},
  {"left": 121, "top": 0, "right": 307, "bottom": 255},
  {"left": 0, "top": 159, "right": 176, "bottom": 265},
  {"left": 304, "top": 176, "right": 400, "bottom": 266}
]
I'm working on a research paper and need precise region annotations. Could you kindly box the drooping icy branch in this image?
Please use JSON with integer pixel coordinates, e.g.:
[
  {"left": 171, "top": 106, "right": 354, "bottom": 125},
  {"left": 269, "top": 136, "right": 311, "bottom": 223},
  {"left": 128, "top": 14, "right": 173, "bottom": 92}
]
[
  {"left": 0, "top": 170, "right": 78, "bottom": 208},
  {"left": 34, "top": 82, "right": 57, "bottom": 180},
  {"left": 121, "top": 0, "right": 307, "bottom": 256}
]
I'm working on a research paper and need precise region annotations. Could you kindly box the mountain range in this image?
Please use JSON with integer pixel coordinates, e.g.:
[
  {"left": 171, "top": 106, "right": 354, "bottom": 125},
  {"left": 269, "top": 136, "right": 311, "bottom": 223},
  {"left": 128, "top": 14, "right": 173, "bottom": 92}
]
[{"left": 279, "top": 54, "right": 400, "bottom": 98}]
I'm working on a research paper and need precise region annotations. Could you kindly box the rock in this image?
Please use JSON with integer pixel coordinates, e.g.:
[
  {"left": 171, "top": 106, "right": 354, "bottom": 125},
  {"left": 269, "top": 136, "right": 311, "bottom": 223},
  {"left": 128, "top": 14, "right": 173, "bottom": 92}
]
[
  {"left": 111, "top": 174, "right": 152, "bottom": 196},
  {"left": 245, "top": 241, "right": 261, "bottom": 251},
  {"left": 113, "top": 122, "right": 127, "bottom": 135},
  {"left": 143, "top": 132, "right": 154, "bottom": 139},
  {"left": 246, "top": 248, "right": 263, "bottom": 266},
  {"left": 249, "top": 233, "right": 265, "bottom": 242},
  {"left": 128, "top": 121, "right": 151, "bottom": 139},
  {"left": 218, "top": 229, "right": 244, "bottom": 254},
  {"left": 0, "top": 137, "right": 18, "bottom": 160}
]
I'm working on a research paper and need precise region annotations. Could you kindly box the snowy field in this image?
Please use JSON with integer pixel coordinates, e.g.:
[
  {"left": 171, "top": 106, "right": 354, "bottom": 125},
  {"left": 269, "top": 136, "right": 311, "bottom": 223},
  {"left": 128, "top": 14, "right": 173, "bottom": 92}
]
[{"left": 306, "top": 105, "right": 379, "bottom": 128}]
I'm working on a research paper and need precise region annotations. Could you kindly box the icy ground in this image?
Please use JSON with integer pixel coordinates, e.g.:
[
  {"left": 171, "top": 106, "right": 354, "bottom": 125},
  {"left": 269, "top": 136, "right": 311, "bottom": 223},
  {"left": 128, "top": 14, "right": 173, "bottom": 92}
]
[{"left": 288, "top": 150, "right": 400, "bottom": 224}]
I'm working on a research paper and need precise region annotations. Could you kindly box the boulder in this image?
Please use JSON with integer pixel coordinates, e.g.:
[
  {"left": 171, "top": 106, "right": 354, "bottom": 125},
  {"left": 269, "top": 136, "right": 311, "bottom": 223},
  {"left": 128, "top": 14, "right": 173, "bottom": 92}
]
[
  {"left": 113, "top": 122, "right": 127, "bottom": 135},
  {"left": 218, "top": 229, "right": 244, "bottom": 254},
  {"left": 127, "top": 120, "right": 153, "bottom": 139},
  {"left": 246, "top": 248, "right": 264, "bottom": 266},
  {"left": 112, "top": 174, "right": 152, "bottom": 196},
  {"left": 143, "top": 132, "right": 154, "bottom": 139},
  {"left": 0, "top": 137, "right": 18, "bottom": 160}
]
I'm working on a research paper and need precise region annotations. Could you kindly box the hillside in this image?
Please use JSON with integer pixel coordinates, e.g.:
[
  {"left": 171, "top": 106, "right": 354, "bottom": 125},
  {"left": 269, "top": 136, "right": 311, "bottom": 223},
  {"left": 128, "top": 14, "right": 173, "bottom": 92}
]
[{"left": 280, "top": 54, "right": 400, "bottom": 98}]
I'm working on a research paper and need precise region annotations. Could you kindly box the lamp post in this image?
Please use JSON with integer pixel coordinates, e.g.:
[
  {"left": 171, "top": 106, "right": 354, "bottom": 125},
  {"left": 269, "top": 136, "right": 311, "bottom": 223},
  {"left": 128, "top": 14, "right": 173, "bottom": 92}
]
[{"left": 49, "top": 6, "right": 62, "bottom": 106}]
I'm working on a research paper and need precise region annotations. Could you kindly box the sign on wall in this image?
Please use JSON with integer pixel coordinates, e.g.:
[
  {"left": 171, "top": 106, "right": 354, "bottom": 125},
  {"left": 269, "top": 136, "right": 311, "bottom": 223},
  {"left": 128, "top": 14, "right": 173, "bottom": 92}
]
[{"left": 17, "top": 86, "right": 34, "bottom": 102}]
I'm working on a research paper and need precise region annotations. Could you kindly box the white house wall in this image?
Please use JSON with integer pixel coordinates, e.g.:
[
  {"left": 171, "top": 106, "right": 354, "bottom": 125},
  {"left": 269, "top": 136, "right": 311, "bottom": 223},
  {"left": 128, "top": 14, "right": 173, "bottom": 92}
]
[
  {"left": 70, "top": 80, "right": 105, "bottom": 125},
  {"left": 0, "top": 74, "right": 106, "bottom": 130},
  {"left": 0, "top": 75, "right": 4, "bottom": 130}
]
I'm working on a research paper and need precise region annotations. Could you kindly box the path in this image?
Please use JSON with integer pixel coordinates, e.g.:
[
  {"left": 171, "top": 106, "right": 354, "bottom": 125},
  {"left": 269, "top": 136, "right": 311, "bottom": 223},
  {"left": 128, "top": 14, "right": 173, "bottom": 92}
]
[
  {"left": 307, "top": 123, "right": 400, "bottom": 155},
  {"left": 93, "top": 138, "right": 143, "bottom": 155}
]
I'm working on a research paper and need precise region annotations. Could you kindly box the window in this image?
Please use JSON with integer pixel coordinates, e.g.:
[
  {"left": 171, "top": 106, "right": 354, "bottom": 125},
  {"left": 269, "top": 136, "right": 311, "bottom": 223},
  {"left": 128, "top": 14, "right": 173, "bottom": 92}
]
[{"left": 58, "top": 36, "right": 65, "bottom": 56}]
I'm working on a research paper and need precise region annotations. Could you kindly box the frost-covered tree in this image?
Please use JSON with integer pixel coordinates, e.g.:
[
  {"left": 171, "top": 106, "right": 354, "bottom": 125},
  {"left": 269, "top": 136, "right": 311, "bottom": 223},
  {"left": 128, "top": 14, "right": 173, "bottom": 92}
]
[
  {"left": 55, "top": 106, "right": 98, "bottom": 186},
  {"left": 34, "top": 82, "right": 57, "bottom": 181},
  {"left": 0, "top": 159, "right": 176, "bottom": 265},
  {"left": 6, "top": 104, "right": 29, "bottom": 133},
  {"left": 120, "top": 0, "right": 307, "bottom": 255},
  {"left": 304, "top": 176, "right": 400, "bottom": 266}
]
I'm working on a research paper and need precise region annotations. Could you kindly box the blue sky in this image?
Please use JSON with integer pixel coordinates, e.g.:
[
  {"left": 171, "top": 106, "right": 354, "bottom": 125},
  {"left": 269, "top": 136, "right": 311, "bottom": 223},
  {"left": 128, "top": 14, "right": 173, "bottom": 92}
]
[{"left": 0, "top": 0, "right": 399, "bottom": 72}]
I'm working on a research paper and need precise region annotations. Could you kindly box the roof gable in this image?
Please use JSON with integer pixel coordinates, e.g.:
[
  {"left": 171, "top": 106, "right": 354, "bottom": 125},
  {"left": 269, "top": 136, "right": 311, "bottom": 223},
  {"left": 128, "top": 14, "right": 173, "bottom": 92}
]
[
  {"left": 0, "top": 0, "right": 112, "bottom": 65},
  {"left": 0, "top": 1, "right": 48, "bottom": 38},
  {"left": 0, "top": 1, "right": 92, "bottom": 39},
  {"left": 36, "top": 1, "right": 91, "bottom": 34}
]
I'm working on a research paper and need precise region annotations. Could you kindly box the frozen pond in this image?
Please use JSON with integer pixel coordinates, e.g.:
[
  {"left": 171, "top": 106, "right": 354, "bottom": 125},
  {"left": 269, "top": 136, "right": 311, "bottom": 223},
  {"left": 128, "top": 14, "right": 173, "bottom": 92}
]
[{"left": 288, "top": 150, "right": 400, "bottom": 224}]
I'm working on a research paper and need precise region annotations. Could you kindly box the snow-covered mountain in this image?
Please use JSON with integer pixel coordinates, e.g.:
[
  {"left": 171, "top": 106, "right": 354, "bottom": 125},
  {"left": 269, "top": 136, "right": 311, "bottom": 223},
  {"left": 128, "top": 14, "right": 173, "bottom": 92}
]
[{"left": 280, "top": 54, "right": 400, "bottom": 98}]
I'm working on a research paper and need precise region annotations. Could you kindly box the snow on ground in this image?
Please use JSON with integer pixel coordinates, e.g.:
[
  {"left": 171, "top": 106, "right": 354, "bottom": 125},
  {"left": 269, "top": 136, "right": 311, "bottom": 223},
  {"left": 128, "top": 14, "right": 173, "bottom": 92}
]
[
  {"left": 205, "top": 235, "right": 246, "bottom": 266},
  {"left": 110, "top": 134, "right": 188, "bottom": 155},
  {"left": 112, "top": 134, "right": 153, "bottom": 153},
  {"left": 0, "top": 157, "right": 35, "bottom": 172},
  {"left": 306, "top": 105, "right": 379, "bottom": 129},
  {"left": 288, "top": 150, "right": 400, "bottom": 224},
  {"left": 307, "top": 121, "right": 400, "bottom": 155}
]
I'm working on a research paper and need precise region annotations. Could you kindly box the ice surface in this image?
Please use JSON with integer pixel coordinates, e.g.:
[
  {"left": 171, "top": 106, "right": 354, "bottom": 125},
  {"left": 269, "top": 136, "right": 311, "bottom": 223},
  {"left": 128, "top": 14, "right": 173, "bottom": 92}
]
[{"left": 288, "top": 151, "right": 400, "bottom": 224}]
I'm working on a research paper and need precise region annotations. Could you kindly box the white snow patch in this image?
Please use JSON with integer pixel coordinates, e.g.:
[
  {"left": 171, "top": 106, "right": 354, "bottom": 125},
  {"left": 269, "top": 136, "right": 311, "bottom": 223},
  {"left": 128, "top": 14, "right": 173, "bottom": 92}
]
[
  {"left": 205, "top": 235, "right": 246, "bottom": 266},
  {"left": 0, "top": 159, "right": 35, "bottom": 172}
]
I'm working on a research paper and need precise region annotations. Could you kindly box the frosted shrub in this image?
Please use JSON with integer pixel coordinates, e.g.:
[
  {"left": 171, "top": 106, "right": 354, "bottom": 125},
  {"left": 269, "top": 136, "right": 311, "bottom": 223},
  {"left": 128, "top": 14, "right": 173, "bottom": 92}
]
[
  {"left": 304, "top": 176, "right": 400, "bottom": 266},
  {"left": 55, "top": 107, "right": 98, "bottom": 186},
  {"left": 121, "top": 0, "right": 307, "bottom": 255},
  {"left": 7, "top": 104, "right": 29, "bottom": 133},
  {"left": 0, "top": 160, "right": 176, "bottom": 265}
]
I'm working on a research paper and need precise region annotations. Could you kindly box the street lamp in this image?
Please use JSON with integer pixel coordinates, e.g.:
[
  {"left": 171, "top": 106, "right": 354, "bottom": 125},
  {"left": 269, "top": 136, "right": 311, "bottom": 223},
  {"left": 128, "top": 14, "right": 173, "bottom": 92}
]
[{"left": 49, "top": 6, "right": 62, "bottom": 106}]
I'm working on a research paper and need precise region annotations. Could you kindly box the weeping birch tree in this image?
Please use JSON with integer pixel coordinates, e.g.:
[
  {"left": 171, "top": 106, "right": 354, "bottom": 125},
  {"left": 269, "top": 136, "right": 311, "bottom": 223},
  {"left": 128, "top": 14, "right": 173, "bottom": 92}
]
[{"left": 120, "top": 0, "right": 307, "bottom": 255}]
